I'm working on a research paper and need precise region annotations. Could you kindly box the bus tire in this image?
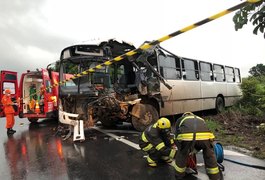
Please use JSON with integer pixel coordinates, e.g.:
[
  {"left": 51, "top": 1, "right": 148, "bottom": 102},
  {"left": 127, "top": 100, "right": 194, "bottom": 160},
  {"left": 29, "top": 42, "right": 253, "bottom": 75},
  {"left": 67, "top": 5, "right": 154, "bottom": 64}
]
[
  {"left": 28, "top": 118, "right": 39, "bottom": 123},
  {"left": 215, "top": 96, "right": 224, "bottom": 113},
  {"left": 131, "top": 103, "right": 159, "bottom": 131}
]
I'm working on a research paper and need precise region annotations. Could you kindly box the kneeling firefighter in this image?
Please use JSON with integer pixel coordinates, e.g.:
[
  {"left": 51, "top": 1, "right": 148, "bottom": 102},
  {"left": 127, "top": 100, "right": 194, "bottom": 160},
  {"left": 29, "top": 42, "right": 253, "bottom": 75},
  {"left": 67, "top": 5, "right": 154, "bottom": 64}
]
[
  {"left": 139, "top": 117, "right": 176, "bottom": 167},
  {"left": 174, "top": 112, "right": 221, "bottom": 180}
]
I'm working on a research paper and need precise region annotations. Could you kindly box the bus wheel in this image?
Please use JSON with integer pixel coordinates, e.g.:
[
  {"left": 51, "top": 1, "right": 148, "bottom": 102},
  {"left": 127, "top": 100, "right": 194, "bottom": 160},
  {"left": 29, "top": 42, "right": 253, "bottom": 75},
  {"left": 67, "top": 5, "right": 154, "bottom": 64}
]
[
  {"left": 131, "top": 104, "right": 159, "bottom": 131},
  {"left": 28, "top": 118, "right": 39, "bottom": 123},
  {"left": 215, "top": 96, "right": 224, "bottom": 113}
]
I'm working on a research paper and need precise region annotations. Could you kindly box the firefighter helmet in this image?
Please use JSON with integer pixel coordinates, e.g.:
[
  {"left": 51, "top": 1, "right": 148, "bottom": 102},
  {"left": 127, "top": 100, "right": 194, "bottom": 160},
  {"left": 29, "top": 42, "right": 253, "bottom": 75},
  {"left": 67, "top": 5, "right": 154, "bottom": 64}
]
[
  {"left": 182, "top": 112, "right": 194, "bottom": 117},
  {"left": 5, "top": 89, "right": 11, "bottom": 94},
  {"left": 157, "top": 117, "right": 171, "bottom": 129}
]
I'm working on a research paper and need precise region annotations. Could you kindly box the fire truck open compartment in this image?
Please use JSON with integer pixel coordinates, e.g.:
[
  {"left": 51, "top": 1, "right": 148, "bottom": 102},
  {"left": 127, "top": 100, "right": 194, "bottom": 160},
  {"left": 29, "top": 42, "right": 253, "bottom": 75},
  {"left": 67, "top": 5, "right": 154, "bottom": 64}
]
[{"left": 22, "top": 73, "right": 43, "bottom": 114}]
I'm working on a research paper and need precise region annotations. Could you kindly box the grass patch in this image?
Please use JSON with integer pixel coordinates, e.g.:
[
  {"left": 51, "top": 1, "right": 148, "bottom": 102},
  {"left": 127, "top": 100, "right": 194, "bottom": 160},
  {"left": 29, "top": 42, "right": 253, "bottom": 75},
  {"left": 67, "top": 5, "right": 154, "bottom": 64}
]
[
  {"left": 252, "top": 151, "right": 265, "bottom": 159},
  {"left": 205, "top": 118, "right": 225, "bottom": 138}
]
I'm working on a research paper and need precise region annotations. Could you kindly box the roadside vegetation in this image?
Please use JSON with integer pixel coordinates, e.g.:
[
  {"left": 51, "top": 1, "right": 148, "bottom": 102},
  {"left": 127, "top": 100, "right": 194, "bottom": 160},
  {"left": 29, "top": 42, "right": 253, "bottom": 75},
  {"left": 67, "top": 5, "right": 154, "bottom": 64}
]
[{"left": 205, "top": 64, "right": 265, "bottom": 159}]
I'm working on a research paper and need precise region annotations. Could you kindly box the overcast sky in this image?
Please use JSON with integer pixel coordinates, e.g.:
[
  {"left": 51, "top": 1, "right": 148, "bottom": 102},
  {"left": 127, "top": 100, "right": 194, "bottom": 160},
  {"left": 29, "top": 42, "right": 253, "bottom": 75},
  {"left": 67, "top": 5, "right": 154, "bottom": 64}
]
[{"left": 0, "top": 0, "right": 264, "bottom": 78}]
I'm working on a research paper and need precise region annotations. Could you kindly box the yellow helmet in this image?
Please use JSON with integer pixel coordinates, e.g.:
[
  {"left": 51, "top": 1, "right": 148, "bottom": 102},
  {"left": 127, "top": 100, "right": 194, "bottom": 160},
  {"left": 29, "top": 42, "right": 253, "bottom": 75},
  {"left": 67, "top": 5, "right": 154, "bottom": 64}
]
[
  {"left": 157, "top": 117, "right": 171, "bottom": 129},
  {"left": 182, "top": 112, "right": 194, "bottom": 117}
]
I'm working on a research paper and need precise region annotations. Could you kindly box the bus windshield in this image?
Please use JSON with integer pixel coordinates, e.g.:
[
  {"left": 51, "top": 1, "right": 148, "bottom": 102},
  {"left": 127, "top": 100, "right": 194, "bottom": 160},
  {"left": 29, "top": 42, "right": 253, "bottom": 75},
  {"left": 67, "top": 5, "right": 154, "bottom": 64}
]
[{"left": 60, "top": 59, "right": 110, "bottom": 94}]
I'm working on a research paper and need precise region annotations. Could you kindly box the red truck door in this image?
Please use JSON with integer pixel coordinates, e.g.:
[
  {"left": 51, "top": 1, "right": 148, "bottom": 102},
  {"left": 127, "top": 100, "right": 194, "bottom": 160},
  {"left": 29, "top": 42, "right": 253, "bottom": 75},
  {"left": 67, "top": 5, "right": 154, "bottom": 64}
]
[{"left": 0, "top": 71, "right": 19, "bottom": 117}]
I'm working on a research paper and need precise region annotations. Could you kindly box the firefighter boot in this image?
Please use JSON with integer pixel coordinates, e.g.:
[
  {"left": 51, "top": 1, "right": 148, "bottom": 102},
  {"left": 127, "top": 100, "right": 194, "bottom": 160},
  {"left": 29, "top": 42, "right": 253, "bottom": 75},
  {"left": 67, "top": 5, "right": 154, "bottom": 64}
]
[
  {"left": 161, "top": 156, "right": 173, "bottom": 163},
  {"left": 146, "top": 155, "right": 157, "bottom": 167},
  {"left": 7, "top": 128, "right": 15, "bottom": 134}
]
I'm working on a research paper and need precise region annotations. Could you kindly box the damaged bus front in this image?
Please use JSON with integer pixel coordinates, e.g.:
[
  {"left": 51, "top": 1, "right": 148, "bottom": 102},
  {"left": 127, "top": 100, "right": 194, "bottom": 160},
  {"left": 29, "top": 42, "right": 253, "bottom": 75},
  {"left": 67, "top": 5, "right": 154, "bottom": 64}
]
[{"left": 58, "top": 39, "right": 167, "bottom": 141}]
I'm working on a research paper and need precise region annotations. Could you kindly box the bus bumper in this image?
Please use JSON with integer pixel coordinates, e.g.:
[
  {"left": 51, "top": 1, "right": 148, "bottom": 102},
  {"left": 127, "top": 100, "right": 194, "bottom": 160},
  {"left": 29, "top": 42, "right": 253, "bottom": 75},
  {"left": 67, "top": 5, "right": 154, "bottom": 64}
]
[{"left": 59, "top": 108, "right": 85, "bottom": 142}]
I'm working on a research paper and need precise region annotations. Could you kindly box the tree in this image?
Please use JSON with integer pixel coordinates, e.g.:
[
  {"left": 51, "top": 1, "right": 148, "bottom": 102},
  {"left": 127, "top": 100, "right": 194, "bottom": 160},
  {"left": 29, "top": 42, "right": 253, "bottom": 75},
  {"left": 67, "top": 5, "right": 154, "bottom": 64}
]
[
  {"left": 233, "top": 0, "right": 265, "bottom": 38},
  {"left": 249, "top": 63, "right": 265, "bottom": 76}
]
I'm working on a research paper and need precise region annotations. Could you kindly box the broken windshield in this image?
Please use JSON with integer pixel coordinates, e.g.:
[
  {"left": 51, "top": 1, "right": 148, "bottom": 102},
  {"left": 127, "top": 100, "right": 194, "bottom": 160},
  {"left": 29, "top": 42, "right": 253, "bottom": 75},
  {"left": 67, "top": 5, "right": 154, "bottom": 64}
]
[{"left": 60, "top": 58, "right": 110, "bottom": 94}]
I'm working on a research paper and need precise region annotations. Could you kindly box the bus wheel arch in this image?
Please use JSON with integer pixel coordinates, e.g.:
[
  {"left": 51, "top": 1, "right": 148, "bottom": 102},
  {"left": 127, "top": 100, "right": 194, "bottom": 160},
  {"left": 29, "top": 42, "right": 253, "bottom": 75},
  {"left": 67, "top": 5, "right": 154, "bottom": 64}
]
[
  {"left": 215, "top": 95, "right": 225, "bottom": 113},
  {"left": 131, "top": 102, "right": 159, "bottom": 131}
]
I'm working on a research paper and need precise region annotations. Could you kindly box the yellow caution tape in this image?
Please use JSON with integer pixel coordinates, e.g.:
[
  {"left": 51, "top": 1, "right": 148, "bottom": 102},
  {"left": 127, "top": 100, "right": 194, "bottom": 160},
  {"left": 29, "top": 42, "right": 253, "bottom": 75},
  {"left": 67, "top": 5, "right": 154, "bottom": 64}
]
[{"left": 18, "top": 0, "right": 261, "bottom": 102}]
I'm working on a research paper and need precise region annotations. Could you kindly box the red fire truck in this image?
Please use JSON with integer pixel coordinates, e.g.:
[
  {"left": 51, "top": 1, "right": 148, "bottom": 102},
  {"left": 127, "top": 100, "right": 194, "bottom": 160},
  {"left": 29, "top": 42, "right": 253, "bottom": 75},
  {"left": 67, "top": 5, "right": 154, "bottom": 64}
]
[
  {"left": 18, "top": 68, "right": 58, "bottom": 122},
  {"left": 0, "top": 70, "right": 19, "bottom": 117}
]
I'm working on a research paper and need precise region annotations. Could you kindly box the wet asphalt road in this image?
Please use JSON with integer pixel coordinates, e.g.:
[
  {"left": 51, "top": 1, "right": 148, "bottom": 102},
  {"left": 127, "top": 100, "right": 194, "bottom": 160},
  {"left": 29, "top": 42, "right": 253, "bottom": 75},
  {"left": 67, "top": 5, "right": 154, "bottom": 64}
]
[{"left": 0, "top": 117, "right": 265, "bottom": 180}]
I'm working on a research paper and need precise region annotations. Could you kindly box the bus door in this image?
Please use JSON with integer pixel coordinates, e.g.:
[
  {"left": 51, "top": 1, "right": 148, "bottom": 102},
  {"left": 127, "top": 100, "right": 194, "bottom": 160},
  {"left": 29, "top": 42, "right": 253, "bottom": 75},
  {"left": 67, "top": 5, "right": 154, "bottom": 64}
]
[
  {"left": 41, "top": 69, "right": 54, "bottom": 113},
  {"left": 0, "top": 71, "right": 19, "bottom": 117}
]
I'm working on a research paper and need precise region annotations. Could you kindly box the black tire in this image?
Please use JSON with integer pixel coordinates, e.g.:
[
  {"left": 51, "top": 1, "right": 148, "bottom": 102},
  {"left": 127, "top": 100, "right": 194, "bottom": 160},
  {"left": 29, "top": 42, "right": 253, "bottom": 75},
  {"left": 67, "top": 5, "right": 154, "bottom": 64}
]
[
  {"left": 28, "top": 118, "right": 39, "bottom": 123},
  {"left": 216, "top": 96, "right": 224, "bottom": 113},
  {"left": 131, "top": 104, "right": 159, "bottom": 131}
]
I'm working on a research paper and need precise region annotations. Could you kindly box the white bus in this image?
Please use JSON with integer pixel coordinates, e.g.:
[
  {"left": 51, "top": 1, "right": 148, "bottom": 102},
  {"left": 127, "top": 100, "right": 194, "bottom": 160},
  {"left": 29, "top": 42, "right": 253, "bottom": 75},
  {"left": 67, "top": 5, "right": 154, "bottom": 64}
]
[{"left": 58, "top": 39, "right": 242, "bottom": 137}]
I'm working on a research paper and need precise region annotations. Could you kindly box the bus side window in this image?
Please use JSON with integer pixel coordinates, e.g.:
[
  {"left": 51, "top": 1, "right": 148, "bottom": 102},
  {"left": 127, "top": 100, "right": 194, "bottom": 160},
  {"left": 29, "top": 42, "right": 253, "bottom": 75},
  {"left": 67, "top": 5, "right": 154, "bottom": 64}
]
[
  {"left": 214, "top": 64, "right": 225, "bottom": 82},
  {"left": 159, "top": 55, "right": 180, "bottom": 80},
  {"left": 200, "top": 62, "right": 213, "bottom": 81},
  {"left": 181, "top": 58, "right": 199, "bottom": 81},
  {"left": 225, "top": 66, "right": 235, "bottom": 83},
  {"left": 235, "top": 68, "right": 241, "bottom": 83}
]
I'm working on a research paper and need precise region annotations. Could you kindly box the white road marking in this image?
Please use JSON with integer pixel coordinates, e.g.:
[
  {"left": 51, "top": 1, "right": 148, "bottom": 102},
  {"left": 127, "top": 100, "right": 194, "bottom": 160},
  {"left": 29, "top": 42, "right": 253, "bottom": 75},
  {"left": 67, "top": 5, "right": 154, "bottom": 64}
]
[
  {"left": 224, "top": 150, "right": 247, "bottom": 157},
  {"left": 93, "top": 127, "right": 140, "bottom": 150},
  {"left": 99, "top": 129, "right": 139, "bottom": 134}
]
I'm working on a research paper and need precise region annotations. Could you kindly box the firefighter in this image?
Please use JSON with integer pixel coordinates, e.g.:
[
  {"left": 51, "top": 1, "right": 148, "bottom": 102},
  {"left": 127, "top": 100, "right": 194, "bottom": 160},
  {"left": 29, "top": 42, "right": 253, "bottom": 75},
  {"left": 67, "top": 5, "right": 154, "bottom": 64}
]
[
  {"left": 139, "top": 117, "right": 176, "bottom": 167},
  {"left": 174, "top": 112, "right": 220, "bottom": 180},
  {"left": 1, "top": 89, "right": 17, "bottom": 134},
  {"left": 28, "top": 84, "right": 38, "bottom": 112},
  {"left": 29, "top": 83, "right": 37, "bottom": 101}
]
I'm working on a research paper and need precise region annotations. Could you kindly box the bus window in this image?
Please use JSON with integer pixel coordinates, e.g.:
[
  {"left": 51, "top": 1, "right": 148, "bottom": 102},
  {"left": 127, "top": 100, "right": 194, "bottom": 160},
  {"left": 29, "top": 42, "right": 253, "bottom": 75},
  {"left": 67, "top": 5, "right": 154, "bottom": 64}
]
[
  {"left": 182, "top": 58, "right": 199, "bottom": 81},
  {"left": 159, "top": 55, "right": 181, "bottom": 80},
  {"left": 200, "top": 62, "right": 213, "bottom": 81},
  {"left": 235, "top": 68, "right": 241, "bottom": 83},
  {"left": 214, "top": 64, "right": 225, "bottom": 82},
  {"left": 225, "top": 66, "right": 235, "bottom": 83}
]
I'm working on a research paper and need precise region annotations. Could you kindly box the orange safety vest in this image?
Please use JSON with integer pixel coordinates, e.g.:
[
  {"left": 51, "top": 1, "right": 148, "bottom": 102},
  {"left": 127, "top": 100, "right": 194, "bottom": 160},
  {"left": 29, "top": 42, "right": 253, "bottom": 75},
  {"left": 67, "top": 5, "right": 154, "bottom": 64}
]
[{"left": 1, "top": 95, "right": 15, "bottom": 114}]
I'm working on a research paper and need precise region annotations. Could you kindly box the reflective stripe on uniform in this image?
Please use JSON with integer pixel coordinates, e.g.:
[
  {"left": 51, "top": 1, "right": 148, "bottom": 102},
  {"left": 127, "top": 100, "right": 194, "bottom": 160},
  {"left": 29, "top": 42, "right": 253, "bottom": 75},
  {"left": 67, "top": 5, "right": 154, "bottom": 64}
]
[
  {"left": 173, "top": 163, "right": 186, "bottom": 173},
  {"left": 169, "top": 149, "right": 176, "bottom": 158},
  {"left": 155, "top": 142, "right": 165, "bottom": 150},
  {"left": 179, "top": 115, "right": 205, "bottom": 127},
  {"left": 147, "top": 155, "right": 157, "bottom": 167},
  {"left": 147, "top": 155, "right": 155, "bottom": 163},
  {"left": 143, "top": 144, "right": 153, "bottom": 151},
  {"left": 206, "top": 167, "right": 220, "bottom": 174},
  {"left": 141, "top": 132, "right": 148, "bottom": 143},
  {"left": 176, "top": 132, "right": 215, "bottom": 141},
  {"left": 170, "top": 139, "right": 174, "bottom": 144}
]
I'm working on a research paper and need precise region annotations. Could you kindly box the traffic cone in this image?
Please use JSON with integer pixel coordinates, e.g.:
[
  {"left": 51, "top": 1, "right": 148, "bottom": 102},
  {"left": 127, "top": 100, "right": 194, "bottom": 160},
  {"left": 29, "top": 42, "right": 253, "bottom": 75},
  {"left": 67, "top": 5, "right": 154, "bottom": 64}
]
[{"left": 35, "top": 101, "right": 40, "bottom": 114}]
